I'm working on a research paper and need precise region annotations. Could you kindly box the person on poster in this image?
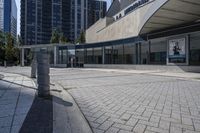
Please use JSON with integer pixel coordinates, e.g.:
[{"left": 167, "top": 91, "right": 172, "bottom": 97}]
[{"left": 173, "top": 42, "right": 181, "bottom": 55}]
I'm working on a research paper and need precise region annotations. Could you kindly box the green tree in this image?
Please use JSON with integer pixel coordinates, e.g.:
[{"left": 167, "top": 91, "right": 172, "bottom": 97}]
[
  {"left": 5, "top": 34, "right": 14, "bottom": 61},
  {"left": 0, "top": 45, "right": 5, "bottom": 65},
  {"left": 0, "top": 30, "right": 5, "bottom": 45},
  {"left": 50, "top": 29, "right": 60, "bottom": 43},
  {"left": 3, "top": 33, "right": 20, "bottom": 65},
  {"left": 0, "top": 31, "right": 5, "bottom": 65},
  {"left": 76, "top": 30, "right": 86, "bottom": 44},
  {"left": 59, "top": 33, "right": 68, "bottom": 43}
]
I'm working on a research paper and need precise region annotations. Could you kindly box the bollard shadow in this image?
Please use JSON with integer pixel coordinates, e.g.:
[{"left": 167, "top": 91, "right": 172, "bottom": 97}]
[
  {"left": 20, "top": 94, "right": 73, "bottom": 133},
  {"left": 53, "top": 96, "right": 73, "bottom": 107},
  {"left": 19, "top": 96, "right": 53, "bottom": 133},
  {"left": 0, "top": 79, "right": 37, "bottom": 91}
]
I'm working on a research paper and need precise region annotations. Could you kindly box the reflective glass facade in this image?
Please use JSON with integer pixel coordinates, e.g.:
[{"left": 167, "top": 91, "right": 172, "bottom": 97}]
[
  {"left": 21, "top": 0, "right": 101, "bottom": 45},
  {"left": 150, "top": 39, "right": 167, "bottom": 65},
  {"left": 0, "top": 0, "right": 3, "bottom": 31},
  {"left": 70, "top": 0, "right": 96, "bottom": 41},
  {"left": 190, "top": 32, "right": 200, "bottom": 65},
  {"left": 74, "top": 31, "right": 200, "bottom": 66},
  {"left": 90, "top": 0, "right": 107, "bottom": 27},
  {"left": 3, "top": 0, "right": 11, "bottom": 33},
  {"left": 1, "top": 0, "right": 17, "bottom": 38}
]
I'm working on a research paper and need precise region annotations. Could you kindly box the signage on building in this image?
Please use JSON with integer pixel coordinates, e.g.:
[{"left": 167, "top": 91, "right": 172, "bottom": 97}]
[
  {"left": 124, "top": 0, "right": 150, "bottom": 15},
  {"left": 168, "top": 38, "right": 186, "bottom": 63}
]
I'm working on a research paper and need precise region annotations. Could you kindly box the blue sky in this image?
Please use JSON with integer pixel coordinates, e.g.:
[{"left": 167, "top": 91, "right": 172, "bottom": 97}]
[{"left": 15, "top": 0, "right": 112, "bottom": 35}]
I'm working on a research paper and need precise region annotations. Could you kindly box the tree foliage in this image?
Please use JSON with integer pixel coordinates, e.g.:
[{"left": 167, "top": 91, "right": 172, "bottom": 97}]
[
  {"left": 59, "top": 33, "right": 68, "bottom": 43},
  {"left": 0, "top": 31, "right": 6, "bottom": 63},
  {"left": 0, "top": 32, "right": 20, "bottom": 65},
  {"left": 0, "top": 31, "right": 5, "bottom": 46},
  {"left": 50, "top": 29, "right": 69, "bottom": 44},
  {"left": 76, "top": 30, "right": 86, "bottom": 44},
  {"left": 50, "top": 29, "right": 60, "bottom": 43}
]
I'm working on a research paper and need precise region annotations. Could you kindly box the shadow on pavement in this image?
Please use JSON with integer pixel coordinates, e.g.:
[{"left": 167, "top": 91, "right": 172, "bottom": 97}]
[
  {"left": 53, "top": 96, "right": 73, "bottom": 107},
  {"left": 20, "top": 95, "right": 73, "bottom": 133},
  {"left": 0, "top": 74, "right": 3, "bottom": 80},
  {"left": 19, "top": 96, "right": 53, "bottom": 133},
  {"left": 0, "top": 79, "right": 37, "bottom": 91}
]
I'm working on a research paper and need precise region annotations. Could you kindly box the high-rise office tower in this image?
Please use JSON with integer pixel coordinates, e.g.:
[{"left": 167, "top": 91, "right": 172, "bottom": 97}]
[
  {"left": 62, "top": 0, "right": 71, "bottom": 40},
  {"left": 70, "top": 0, "right": 92, "bottom": 42},
  {"left": 21, "top": 0, "right": 106, "bottom": 45},
  {"left": 0, "top": 0, "right": 3, "bottom": 31},
  {"left": 21, "top": 0, "right": 52, "bottom": 45},
  {"left": 70, "top": 0, "right": 107, "bottom": 41},
  {"left": 0, "top": 0, "right": 17, "bottom": 38},
  {"left": 91, "top": 0, "right": 107, "bottom": 25}
]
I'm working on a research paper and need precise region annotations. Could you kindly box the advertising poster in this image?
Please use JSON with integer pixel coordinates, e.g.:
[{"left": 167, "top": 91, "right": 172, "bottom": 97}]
[{"left": 168, "top": 38, "right": 186, "bottom": 63}]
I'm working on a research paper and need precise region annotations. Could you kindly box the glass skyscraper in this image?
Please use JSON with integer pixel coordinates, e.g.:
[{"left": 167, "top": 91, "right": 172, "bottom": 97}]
[
  {"left": 0, "top": 0, "right": 17, "bottom": 38},
  {"left": 70, "top": 0, "right": 91, "bottom": 41},
  {"left": 0, "top": 0, "right": 3, "bottom": 31},
  {"left": 21, "top": 0, "right": 72, "bottom": 45},
  {"left": 21, "top": 0, "right": 52, "bottom": 45},
  {"left": 91, "top": 0, "right": 107, "bottom": 26},
  {"left": 21, "top": 0, "right": 107, "bottom": 45}
]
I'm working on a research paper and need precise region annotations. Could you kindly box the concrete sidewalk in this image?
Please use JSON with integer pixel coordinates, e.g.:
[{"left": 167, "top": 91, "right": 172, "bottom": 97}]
[
  {"left": 0, "top": 72, "right": 36, "bottom": 133},
  {"left": 52, "top": 82, "right": 93, "bottom": 133},
  {"left": 0, "top": 71, "right": 93, "bottom": 133}
]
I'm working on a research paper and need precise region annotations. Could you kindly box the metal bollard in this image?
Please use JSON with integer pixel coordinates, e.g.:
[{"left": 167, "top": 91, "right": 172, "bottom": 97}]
[{"left": 37, "top": 49, "right": 50, "bottom": 98}]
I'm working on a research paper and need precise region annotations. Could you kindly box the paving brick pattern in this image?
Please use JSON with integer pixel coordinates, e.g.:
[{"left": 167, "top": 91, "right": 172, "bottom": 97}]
[
  {"left": 50, "top": 69, "right": 200, "bottom": 133},
  {"left": 0, "top": 73, "right": 35, "bottom": 133},
  {"left": 1, "top": 67, "right": 200, "bottom": 133}
]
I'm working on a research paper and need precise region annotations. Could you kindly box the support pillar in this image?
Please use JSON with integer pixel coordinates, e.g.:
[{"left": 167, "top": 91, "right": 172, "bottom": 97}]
[
  {"left": 21, "top": 48, "right": 25, "bottom": 67},
  {"left": 138, "top": 43, "right": 141, "bottom": 64},
  {"left": 31, "top": 51, "right": 37, "bottom": 78},
  {"left": 102, "top": 47, "right": 105, "bottom": 64},
  {"left": 54, "top": 46, "right": 57, "bottom": 67},
  {"left": 148, "top": 41, "right": 151, "bottom": 64},
  {"left": 135, "top": 43, "right": 138, "bottom": 64}
]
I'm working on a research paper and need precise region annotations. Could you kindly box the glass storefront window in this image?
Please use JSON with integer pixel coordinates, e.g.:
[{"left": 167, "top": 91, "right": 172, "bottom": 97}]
[
  {"left": 140, "top": 42, "right": 149, "bottom": 64},
  {"left": 86, "top": 48, "right": 93, "bottom": 64},
  {"left": 58, "top": 49, "right": 68, "bottom": 64},
  {"left": 150, "top": 39, "right": 167, "bottom": 65},
  {"left": 113, "top": 44, "right": 124, "bottom": 64},
  {"left": 190, "top": 32, "right": 200, "bottom": 65},
  {"left": 47, "top": 47, "right": 54, "bottom": 64},
  {"left": 104, "top": 46, "right": 112, "bottom": 64},
  {"left": 124, "top": 43, "right": 136, "bottom": 64},
  {"left": 94, "top": 47, "right": 103, "bottom": 64},
  {"left": 76, "top": 49, "right": 84, "bottom": 64}
]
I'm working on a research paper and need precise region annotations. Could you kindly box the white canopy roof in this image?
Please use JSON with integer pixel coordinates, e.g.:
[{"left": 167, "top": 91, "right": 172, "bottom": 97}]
[{"left": 140, "top": 0, "right": 200, "bottom": 34}]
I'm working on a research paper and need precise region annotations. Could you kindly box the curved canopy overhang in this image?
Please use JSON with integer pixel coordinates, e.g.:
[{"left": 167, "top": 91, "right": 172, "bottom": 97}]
[{"left": 139, "top": 0, "right": 200, "bottom": 35}]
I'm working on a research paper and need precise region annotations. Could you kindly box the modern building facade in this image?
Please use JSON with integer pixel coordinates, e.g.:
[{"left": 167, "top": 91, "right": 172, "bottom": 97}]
[
  {"left": 0, "top": 0, "right": 3, "bottom": 31},
  {"left": 70, "top": 0, "right": 89, "bottom": 42},
  {"left": 21, "top": 0, "right": 53, "bottom": 45},
  {"left": 72, "top": 0, "right": 200, "bottom": 67},
  {"left": 0, "top": 0, "right": 17, "bottom": 38},
  {"left": 91, "top": 0, "right": 107, "bottom": 25},
  {"left": 21, "top": 0, "right": 106, "bottom": 45}
]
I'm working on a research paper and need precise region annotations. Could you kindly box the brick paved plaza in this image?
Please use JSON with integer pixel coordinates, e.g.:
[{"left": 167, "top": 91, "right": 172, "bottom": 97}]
[
  {"left": 0, "top": 67, "right": 200, "bottom": 133},
  {"left": 50, "top": 69, "right": 200, "bottom": 133}
]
